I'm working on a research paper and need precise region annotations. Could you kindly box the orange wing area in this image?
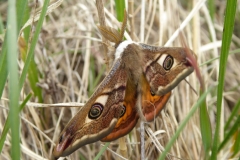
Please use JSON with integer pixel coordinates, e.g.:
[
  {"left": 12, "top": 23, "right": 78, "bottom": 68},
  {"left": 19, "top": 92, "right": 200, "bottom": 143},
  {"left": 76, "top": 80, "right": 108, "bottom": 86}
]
[
  {"left": 141, "top": 75, "right": 171, "bottom": 122},
  {"left": 101, "top": 78, "right": 139, "bottom": 141},
  {"left": 101, "top": 74, "right": 171, "bottom": 141}
]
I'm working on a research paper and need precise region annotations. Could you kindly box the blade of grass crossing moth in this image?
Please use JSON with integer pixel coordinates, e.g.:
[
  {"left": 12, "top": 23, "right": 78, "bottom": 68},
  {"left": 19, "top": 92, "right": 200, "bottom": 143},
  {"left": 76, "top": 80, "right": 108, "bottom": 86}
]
[
  {"left": 159, "top": 87, "right": 213, "bottom": 160},
  {"left": 0, "top": 94, "right": 32, "bottom": 153},
  {"left": 211, "top": 0, "right": 237, "bottom": 159},
  {"left": 18, "top": 0, "right": 50, "bottom": 90},
  {"left": 115, "top": 0, "right": 125, "bottom": 22}
]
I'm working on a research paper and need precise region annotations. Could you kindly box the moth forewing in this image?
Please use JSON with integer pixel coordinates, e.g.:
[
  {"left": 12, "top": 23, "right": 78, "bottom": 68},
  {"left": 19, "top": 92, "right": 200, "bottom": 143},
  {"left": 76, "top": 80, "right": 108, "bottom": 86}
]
[
  {"left": 53, "top": 118, "right": 118, "bottom": 158},
  {"left": 101, "top": 77, "right": 139, "bottom": 141},
  {"left": 139, "top": 44, "right": 195, "bottom": 96},
  {"left": 53, "top": 59, "right": 129, "bottom": 158}
]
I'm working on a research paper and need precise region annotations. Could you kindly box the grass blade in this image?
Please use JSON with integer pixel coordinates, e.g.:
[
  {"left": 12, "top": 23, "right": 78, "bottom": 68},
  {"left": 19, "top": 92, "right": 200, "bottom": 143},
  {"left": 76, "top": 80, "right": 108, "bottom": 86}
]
[
  {"left": 7, "top": 0, "right": 20, "bottom": 158},
  {"left": 159, "top": 87, "right": 213, "bottom": 160},
  {"left": 94, "top": 142, "right": 110, "bottom": 160},
  {"left": 199, "top": 89, "right": 212, "bottom": 158},
  {"left": 211, "top": 0, "right": 238, "bottom": 159},
  {"left": 0, "top": 0, "right": 29, "bottom": 99},
  {"left": 0, "top": 35, "right": 8, "bottom": 98},
  {"left": 0, "top": 94, "right": 32, "bottom": 153},
  {"left": 218, "top": 116, "right": 240, "bottom": 151},
  {"left": 16, "top": 0, "right": 28, "bottom": 32},
  {"left": 231, "top": 128, "right": 240, "bottom": 157},
  {"left": 207, "top": 0, "right": 215, "bottom": 21},
  {"left": 224, "top": 100, "right": 240, "bottom": 131},
  {"left": 18, "top": 0, "right": 50, "bottom": 90},
  {"left": 115, "top": 0, "right": 125, "bottom": 21},
  {"left": 0, "top": 14, "right": 4, "bottom": 33},
  {"left": 19, "top": 37, "right": 43, "bottom": 102}
]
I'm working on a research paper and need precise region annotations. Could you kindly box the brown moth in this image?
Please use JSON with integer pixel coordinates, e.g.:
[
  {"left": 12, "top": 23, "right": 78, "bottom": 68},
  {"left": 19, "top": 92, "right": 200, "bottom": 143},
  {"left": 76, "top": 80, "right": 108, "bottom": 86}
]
[{"left": 53, "top": 12, "right": 195, "bottom": 159}]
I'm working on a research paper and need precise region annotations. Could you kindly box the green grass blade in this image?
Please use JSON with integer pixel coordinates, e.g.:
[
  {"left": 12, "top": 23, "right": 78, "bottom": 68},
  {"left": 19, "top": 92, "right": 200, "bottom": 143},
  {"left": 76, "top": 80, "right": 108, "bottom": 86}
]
[
  {"left": 18, "top": 0, "right": 50, "bottom": 90},
  {"left": 224, "top": 100, "right": 240, "bottom": 131},
  {"left": 208, "top": 0, "right": 215, "bottom": 21},
  {"left": 7, "top": 0, "right": 20, "bottom": 158},
  {"left": 17, "top": 1, "right": 43, "bottom": 102},
  {"left": 218, "top": 116, "right": 240, "bottom": 152},
  {"left": 0, "top": 14, "right": 4, "bottom": 33},
  {"left": 115, "top": 0, "right": 125, "bottom": 21},
  {"left": 16, "top": 0, "right": 28, "bottom": 32},
  {"left": 0, "top": 0, "right": 28, "bottom": 99},
  {"left": 231, "top": 128, "right": 240, "bottom": 157},
  {"left": 211, "top": 0, "right": 237, "bottom": 159},
  {"left": 94, "top": 142, "right": 110, "bottom": 160},
  {"left": 21, "top": 0, "right": 31, "bottom": 42},
  {"left": 199, "top": 89, "right": 212, "bottom": 158},
  {"left": 200, "top": 49, "right": 240, "bottom": 67},
  {"left": 0, "top": 93, "right": 32, "bottom": 153},
  {"left": 159, "top": 87, "right": 213, "bottom": 160},
  {"left": 0, "top": 35, "right": 8, "bottom": 98},
  {"left": 20, "top": 37, "right": 43, "bottom": 102}
]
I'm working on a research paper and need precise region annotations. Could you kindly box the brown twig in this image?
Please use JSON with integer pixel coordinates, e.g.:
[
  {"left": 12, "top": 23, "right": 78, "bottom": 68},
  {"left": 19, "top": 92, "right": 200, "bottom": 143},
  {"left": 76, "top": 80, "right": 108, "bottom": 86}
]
[{"left": 96, "top": 0, "right": 110, "bottom": 70}]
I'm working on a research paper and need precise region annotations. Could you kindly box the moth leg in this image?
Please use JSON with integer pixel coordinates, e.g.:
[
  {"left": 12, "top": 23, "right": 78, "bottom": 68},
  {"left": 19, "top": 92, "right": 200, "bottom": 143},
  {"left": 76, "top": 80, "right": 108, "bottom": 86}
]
[{"left": 136, "top": 90, "right": 147, "bottom": 122}]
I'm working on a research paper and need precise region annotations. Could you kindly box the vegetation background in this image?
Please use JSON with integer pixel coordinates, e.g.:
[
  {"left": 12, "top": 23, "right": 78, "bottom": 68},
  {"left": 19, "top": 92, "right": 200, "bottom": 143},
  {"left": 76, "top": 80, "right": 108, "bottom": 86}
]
[{"left": 0, "top": 0, "right": 239, "bottom": 159}]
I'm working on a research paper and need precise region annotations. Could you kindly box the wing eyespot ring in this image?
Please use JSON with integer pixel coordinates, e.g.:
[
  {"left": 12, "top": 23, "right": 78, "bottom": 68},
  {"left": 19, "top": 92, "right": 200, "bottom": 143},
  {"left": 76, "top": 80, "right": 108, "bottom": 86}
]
[
  {"left": 163, "top": 55, "right": 174, "bottom": 70},
  {"left": 150, "top": 89, "right": 155, "bottom": 96},
  {"left": 119, "top": 105, "right": 126, "bottom": 117},
  {"left": 88, "top": 103, "right": 103, "bottom": 119}
]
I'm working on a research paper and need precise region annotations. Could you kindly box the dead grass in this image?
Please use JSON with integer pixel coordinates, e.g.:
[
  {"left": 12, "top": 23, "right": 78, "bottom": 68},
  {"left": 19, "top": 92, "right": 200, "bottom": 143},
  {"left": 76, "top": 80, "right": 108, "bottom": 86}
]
[{"left": 0, "top": 0, "right": 240, "bottom": 160}]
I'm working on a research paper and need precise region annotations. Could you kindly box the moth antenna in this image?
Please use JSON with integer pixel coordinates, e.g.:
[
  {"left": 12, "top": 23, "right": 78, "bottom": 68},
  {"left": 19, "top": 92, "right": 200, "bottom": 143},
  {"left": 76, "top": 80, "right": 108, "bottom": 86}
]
[
  {"left": 184, "top": 79, "right": 198, "bottom": 96},
  {"left": 97, "top": 25, "right": 121, "bottom": 44},
  {"left": 119, "top": 9, "right": 128, "bottom": 43},
  {"left": 179, "top": 31, "right": 205, "bottom": 92}
]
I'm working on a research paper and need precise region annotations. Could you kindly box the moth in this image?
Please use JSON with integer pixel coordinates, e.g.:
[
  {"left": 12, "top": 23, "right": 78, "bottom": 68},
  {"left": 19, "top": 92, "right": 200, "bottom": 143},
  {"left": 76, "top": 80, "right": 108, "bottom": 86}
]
[{"left": 53, "top": 13, "right": 195, "bottom": 159}]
